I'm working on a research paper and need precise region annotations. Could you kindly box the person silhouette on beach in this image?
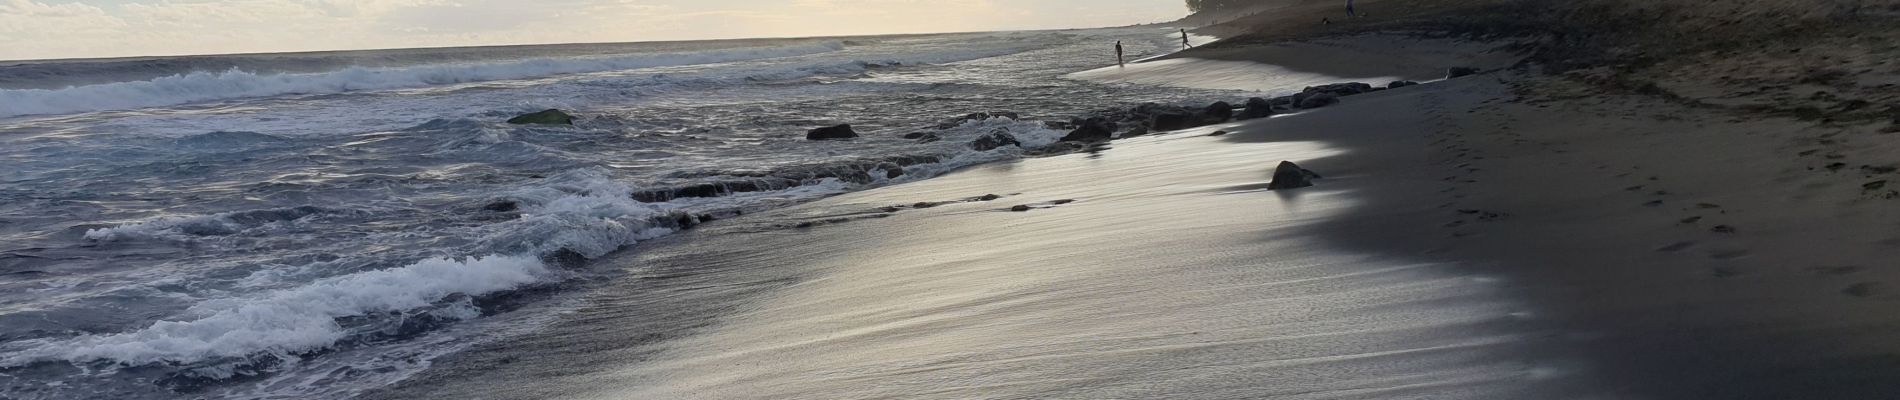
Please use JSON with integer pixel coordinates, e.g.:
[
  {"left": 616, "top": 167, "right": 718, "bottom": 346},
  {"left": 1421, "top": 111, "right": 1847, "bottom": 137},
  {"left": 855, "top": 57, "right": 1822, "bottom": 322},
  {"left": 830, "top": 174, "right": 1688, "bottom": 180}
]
[
  {"left": 1346, "top": 0, "right": 1357, "bottom": 17},
  {"left": 1115, "top": 41, "right": 1125, "bottom": 67},
  {"left": 1180, "top": 29, "right": 1192, "bottom": 48}
]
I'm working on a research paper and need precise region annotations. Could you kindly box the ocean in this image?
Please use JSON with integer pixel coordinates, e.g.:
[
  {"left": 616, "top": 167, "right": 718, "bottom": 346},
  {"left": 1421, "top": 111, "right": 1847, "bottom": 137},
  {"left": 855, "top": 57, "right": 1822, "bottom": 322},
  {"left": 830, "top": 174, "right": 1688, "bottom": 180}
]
[{"left": 0, "top": 27, "right": 1252, "bottom": 398}]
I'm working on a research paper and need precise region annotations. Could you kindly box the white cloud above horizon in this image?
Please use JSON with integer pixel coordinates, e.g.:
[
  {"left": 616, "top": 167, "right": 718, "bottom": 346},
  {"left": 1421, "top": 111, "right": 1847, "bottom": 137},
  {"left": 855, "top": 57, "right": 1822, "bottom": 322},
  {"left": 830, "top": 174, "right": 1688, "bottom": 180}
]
[{"left": 0, "top": 0, "right": 1188, "bottom": 60}]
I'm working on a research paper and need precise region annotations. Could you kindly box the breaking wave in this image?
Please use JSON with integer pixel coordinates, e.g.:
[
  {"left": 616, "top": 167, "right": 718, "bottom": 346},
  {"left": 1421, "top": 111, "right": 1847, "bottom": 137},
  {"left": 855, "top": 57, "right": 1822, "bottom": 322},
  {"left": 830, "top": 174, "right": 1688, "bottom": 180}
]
[
  {"left": 0, "top": 41, "right": 847, "bottom": 118},
  {"left": 0, "top": 254, "right": 553, "bottom": 370}
]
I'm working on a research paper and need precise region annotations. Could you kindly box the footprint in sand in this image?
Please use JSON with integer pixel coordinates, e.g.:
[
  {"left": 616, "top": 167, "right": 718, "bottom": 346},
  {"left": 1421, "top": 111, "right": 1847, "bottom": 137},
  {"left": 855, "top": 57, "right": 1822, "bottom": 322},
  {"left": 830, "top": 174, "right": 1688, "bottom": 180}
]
[
  {"left": 1807, "top": 266, "right": 1864, "bottom": 276},
  {"left": 1656, "top": 241, "right": 1697, "bottom": 252},
  {"left": 1843, "top": 282, "right": 1883, "bottom": 298}
]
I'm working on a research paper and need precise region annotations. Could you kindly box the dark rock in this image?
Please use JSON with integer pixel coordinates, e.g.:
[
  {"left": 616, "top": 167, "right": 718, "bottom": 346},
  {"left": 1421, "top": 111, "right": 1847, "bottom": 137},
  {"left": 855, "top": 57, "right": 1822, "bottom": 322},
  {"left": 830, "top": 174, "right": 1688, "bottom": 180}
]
[
  {"left": 979, "top": 194, "right": 1002, "bottom": 201},
  {"left": 1010, "top": 205, "right": 1032, "bottom": 212},
  {"left": 1027, "top": 141, "right": 1088, "bottom": 155},
  {"left": 1060, "top": 118, "right": 1116, "bottom": 142},
  {"left": 902, "top": 132, "right": 930, "bottom": 139},
  {"left": 1298, "top": 92, "right": 1339, "bottom": 109},
  {"left": 806, "top": 124, "right": 858, "bottom": 140},
  {"left": 506, "top": 109, "right": 575, "bottom": 125},
  {"left": 876, "top": 162, "right": 905, "bottom": 179},
  {"left": 540, "top": 248, "right": 588, "bottom": 269},
  {"left": 1268, "top": 161, "right": 1320, "bottom": 190},
  {"left": 1121, "top": 125, "right": 1152, "bottom": 138},
  {"left": 1151, "top": 112, "right": 1196, "bottom": 131},
  {"left": 1208, "top": 130, "right": 1229, "bottom": 137},
  {"left": 1240, "top": 97, "right": 1274, "bottom": 120},
  {"left": 1388, "top": 81, "right": 1419, "bottom": 89},
  {"left": 1710, "top": 225, "right": 1737, "bottom": 234},
  {"left": 1204, "top": 101, "right": 1235, "bottom": 122},
  {"left": 916, "top": 133, "right": 942, "bottom": 143},
  {"left": 1303, "top": 82, "right": 1374, "bottom": 97},
  {"left": 1447, "top": 67, "right": 1481, "bottom": 79},
  {"left": 483, "top": 201, "right": 519, "bottom": 212},
  {"left": 969, "top": 132, "right": 1021, "bottom": 151}
]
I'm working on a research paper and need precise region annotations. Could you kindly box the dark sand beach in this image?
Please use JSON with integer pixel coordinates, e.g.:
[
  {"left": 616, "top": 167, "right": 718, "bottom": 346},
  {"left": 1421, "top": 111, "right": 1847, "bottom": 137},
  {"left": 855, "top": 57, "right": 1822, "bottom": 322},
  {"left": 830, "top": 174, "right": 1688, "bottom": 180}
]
[{"left": 369, "top": 1, "right": 1900, "bottom": 398}]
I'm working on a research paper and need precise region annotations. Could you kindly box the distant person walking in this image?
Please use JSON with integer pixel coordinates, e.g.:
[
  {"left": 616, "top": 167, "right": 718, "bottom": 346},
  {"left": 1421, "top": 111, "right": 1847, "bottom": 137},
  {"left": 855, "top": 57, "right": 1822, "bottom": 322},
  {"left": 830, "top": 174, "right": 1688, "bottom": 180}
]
[
  {"left": 1180, "top": 29, "right": 1192, "bottom": 48},
  {"left": 1346, "top": 0, "right": 1357, "bottom": 17},
  {"left": 1115, "top": 41, "right": 1125, "bottom": 67}
]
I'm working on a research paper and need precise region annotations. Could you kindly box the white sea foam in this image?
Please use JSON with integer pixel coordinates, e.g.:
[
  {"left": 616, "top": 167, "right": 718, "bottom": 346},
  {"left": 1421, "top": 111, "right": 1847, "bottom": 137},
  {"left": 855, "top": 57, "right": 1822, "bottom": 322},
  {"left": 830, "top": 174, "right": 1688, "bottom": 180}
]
[
  {"left": 83, "top": 206, "right": 328, "bottom": 242},
  {"left": 82, "top": 215, "right": 233, "bottom": 241},
  {"left": 1, "top": 255, "right": 552, "bottom": 369},
  {"left": 482, "top": 169, "right": 679, "bottom": 258},
  {"left": 0, "top": 41, "right": 846, "bottom": 118}
]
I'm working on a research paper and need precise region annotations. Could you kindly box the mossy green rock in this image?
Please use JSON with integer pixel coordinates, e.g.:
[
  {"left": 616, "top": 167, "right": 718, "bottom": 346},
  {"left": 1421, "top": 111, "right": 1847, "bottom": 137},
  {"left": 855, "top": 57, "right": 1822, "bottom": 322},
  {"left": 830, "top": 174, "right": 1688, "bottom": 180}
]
[{"left": 507, "top": 109, "right": 575, "bottom": 125}]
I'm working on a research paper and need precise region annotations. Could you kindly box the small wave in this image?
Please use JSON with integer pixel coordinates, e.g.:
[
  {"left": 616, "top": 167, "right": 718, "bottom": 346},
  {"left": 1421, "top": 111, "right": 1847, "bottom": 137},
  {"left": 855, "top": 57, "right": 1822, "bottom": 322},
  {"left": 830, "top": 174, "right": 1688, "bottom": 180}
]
[
  {"left": 477, "top": 169, "right": 680, "bottom": 258},
  {"left": 0, "top": 41, "right": 847, "bottom": 118},
  {"left": 83, "top": 206, "right": 331, "bottom": 241}
]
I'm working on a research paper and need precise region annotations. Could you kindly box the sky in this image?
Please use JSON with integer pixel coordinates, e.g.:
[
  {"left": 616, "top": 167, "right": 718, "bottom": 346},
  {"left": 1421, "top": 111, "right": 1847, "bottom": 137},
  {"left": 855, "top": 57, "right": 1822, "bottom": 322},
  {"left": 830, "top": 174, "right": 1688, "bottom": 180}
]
[{"left": 0, "top": 0, "right": 1189, "bottom": 60}]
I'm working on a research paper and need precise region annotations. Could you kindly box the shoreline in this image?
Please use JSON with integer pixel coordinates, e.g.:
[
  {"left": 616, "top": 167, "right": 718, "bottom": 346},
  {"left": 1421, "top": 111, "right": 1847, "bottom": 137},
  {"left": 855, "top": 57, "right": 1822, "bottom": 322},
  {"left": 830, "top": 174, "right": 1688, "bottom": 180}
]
[
  {"left": 369, "top": 77, "right": 1561, "bottom": 399},
  {"left": 366, "top": 32, "right": 1560, "bottom": 399},
  {"left": 375, "top": 5, "right": 1900, "bottom": 397}
]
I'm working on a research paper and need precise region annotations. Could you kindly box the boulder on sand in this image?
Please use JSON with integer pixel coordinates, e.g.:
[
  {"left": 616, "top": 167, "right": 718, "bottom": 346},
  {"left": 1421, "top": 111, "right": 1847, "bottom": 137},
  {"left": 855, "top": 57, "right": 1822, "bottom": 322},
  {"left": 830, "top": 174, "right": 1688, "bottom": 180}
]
[
  {"left": 1268, "top": 161, "right": 1322, "bottom": 190},
  {"left": 1151, "top": 112, "right": 1196, "bottom": 131},
  {"left": 1298, "top": 92, "right": 1339, "bottom": 109},
  {"left": 806, "top": 124, "right": 859, "bottom": 140},
  {"left": 969, "top": 132, "right": 1021, "bottom": 151},
  {"left": 1203, "top": 101, "right": 1235, "bottom": 123},
  {"left": 1060, "top": 118, "right": 1117, "bottom": 142},
  {"left": 1302, "top": 83, "right": 1374, "bottom": 97},
  {"left": 507, "top": 109, "right": 575, "bottom": 125},
  {"left": 1447, "top": 67, "right": 1480, "bottom": 79},
  {"left": 1240, "top": 97, "right": 1274, "bottom": 119}
]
